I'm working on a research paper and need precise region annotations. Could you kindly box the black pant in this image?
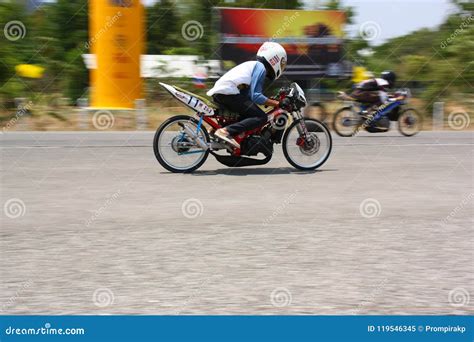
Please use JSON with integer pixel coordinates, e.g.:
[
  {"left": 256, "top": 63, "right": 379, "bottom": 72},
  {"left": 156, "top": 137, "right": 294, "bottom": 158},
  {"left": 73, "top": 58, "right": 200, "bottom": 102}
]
[
  {"left": 213, "top": 93, "right": 267, "bottom": 136},
  {"left": 350, "top": 89, "right": 382, "bottom": 105}
]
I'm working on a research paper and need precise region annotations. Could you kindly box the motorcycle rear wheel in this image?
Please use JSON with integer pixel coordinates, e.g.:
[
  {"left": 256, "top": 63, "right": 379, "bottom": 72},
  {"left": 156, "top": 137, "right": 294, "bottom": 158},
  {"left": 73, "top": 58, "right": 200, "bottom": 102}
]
[
  {"left": 153, "top": 115, "right": 210, "bottom": 173},
  {"left": 303, "top": 101, "right": 328, "bottom": 122},
  {"left": 398, "top": 108, "right": 423, "bottom": 136}
]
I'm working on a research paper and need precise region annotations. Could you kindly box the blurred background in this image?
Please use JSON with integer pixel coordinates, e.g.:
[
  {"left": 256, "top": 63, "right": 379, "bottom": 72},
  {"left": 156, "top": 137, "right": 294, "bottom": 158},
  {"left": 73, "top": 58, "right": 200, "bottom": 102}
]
[{"left": 0, "top": 0, "right": 472, "bottom": 131}]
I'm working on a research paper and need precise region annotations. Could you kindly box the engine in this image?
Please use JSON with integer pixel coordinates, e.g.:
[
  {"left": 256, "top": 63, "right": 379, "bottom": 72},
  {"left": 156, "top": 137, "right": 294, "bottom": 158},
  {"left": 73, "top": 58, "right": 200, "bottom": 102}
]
[
  {"left": 240, "top": 129, "right": 273, "bottom": 157},
  {"left": 366, "top": 116, "right": 390, "bottom": 133}
]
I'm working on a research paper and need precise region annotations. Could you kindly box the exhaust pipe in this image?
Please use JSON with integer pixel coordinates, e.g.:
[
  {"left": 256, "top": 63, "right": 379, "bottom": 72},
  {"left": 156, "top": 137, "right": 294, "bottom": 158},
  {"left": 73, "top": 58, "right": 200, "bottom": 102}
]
[{"left": 182, "top": 124, "right": 209, "bottom": 150}]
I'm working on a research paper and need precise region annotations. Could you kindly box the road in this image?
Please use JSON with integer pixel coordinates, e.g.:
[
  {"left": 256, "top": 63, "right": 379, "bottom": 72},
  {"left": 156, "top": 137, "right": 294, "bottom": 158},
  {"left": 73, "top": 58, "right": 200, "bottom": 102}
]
[{"left": 1, "top": 131, "right": 473, "bottom": 314}]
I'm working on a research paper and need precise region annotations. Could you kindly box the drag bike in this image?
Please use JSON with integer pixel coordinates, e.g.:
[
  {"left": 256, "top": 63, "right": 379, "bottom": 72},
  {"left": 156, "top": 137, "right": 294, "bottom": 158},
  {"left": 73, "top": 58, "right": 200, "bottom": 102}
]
[
  {"left": 153, "top": 82, "right": 332, "bottom": 173},
  {"left": 332, "top": 89, "right": 423, "bottom": 137}
]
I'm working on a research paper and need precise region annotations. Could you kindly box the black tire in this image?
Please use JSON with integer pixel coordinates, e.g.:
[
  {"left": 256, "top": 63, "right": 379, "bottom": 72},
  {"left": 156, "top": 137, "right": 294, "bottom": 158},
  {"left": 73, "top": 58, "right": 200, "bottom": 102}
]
[
  {"left": 282, "top": 118, "right": 332, "bottom": 171},
  {"left": 153, "top": 115, "right": 210, "bottom": 173},
  {"left": 332, "top": 106, "right": 361, "bottom": 137},
  {"left": 398, "top": 108, "right": 423, "bottom": 136}
]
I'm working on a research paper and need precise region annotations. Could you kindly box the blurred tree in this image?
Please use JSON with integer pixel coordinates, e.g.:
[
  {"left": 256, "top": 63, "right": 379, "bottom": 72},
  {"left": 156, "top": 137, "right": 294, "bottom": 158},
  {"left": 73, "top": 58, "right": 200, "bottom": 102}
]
[
  {"left": 398, "top": 55, "right": 432, "bottom": 82},
  {"left": 147, "top": 0, "right": 184, "bottom": 54},
  {"left": 0, "top": 2, "right": 29, "bottom": 102},
  {"left": 25, "top": 0, "right": 88, "bottom": 100},
  {"left": 48, "top": 0, "right": 88, "bottom": 53},
  {"left": 190, "top": 0, "right": 220, "bottom": 58},
  {"left": 365, "top": 1, "right": 473, "bottom": 105},
  {"left": 344, "top": 36, "right": 369, "bottom": 64},
  {"left": 324, "top": 0, "right": 358, "bottom": 65},
  {"left": 453, "top": 0, "right": 474, "bottom": 12},
  {"left": 325, "top": 0, "right": 354, "bottom": 24},
  {"left": 2, "top": 0, "right": 471, "bottom": 107},
  {"left": 64, "top": 47, "right": 89, "bottom": 101}
]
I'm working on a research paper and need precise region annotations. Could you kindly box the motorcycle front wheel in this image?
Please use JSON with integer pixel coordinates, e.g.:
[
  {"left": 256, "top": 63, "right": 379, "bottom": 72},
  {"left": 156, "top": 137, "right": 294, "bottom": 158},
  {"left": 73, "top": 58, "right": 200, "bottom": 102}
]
[
  {"left": 332, "top": 106, "right": 362, "bottom": 137},
  {"left": 282, "top": 118, "right": 332, "bottom": 171},
  {"left": 153, "top": 115, "right": 209, "bottom": 173}
]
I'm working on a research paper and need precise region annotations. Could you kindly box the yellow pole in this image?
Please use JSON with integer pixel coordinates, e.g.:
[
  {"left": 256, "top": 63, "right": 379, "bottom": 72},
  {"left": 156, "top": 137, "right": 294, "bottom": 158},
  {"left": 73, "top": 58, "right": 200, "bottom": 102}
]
[{"left": 89, "top": 0, "right": 143, "bottom": 109}]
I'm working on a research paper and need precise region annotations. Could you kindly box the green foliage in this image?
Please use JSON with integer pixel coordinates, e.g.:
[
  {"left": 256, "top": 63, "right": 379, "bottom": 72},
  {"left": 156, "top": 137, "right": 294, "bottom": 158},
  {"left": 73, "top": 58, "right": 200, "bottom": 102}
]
[
  {"left": 1, "top": 0, "right": 471, "bottom": 109},
  {"left": 187, "top": 0, "right": 219, "bottom": 58},
  {"left": 163, "top": 47, "right": 199, "bottom": 55},
  {"left": 453, "top": 0, "right": 474, "bottom": 12},
  {"left": 0, "top": 2, "right": 28, "bottom": 100},
  {"left": 399, "top": 55, "right": 432, "bottom": 82},
  {"left": 364, "top": 2, "right": 473, "bottom": 105},
  {"left": 64, "top": 47, "right": 89, "bottom": 101},
  {"left": 0, "top": 0, "right": 88, "bottom": 104},
  {"left": 344, "top": 37, "right": 369, "bottom": 64},
  {"left": 146, "top": 0, "right": 182, "bottom": 54},
  {"left": 326, "top": 0, "right": 354, "bottom": 24}
]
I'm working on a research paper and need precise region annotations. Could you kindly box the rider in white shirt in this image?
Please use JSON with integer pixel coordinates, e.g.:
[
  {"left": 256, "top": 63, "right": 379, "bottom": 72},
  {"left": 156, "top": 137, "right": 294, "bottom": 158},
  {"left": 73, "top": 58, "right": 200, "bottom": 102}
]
[{"left": 207, "top": 42, "right": 288, "bottom": 149}]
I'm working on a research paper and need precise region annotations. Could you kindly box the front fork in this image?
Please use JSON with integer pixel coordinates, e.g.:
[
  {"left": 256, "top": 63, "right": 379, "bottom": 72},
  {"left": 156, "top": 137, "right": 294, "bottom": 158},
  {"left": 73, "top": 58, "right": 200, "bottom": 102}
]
[
  {"left": 291, "top": 110, "right": 313, "bottom": 147},
  {"left": 294, "top": 110, "right": 310, "bottom": 139}
]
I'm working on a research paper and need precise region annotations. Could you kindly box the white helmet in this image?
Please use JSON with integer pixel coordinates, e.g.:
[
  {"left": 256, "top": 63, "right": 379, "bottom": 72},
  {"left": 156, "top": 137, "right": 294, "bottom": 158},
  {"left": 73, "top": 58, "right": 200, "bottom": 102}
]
[{"left": 256, "top": 42, "right": 287, "bottom": 80}]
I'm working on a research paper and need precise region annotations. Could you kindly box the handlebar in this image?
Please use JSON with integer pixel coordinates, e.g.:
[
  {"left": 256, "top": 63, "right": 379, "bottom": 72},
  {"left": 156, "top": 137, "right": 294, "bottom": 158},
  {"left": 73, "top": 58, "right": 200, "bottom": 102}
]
[
  {"left": 394, "top": 88, "right": 411, "bottom": 99},
  {"left": 276, "top": 85, "right": 306, "bottom": 111}
]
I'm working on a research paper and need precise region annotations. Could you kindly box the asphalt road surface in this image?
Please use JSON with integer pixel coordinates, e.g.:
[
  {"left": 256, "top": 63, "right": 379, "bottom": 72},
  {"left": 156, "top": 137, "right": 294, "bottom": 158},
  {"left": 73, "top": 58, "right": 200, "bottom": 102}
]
[{"left": 1, "top": 131, "right": 473, "bottom": 315}]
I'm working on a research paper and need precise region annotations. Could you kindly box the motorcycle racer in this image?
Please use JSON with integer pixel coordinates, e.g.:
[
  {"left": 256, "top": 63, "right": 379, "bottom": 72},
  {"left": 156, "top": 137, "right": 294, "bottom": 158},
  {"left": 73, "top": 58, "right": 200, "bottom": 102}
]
[
  {"left": 207, "top": 42, "right": 288, "bottom": 149},
  {"left": 350, "top": 71, "right": 397, "bottom": 107},
  {"left": 349, "top": 71, "right": 398, "bottom": 130}
]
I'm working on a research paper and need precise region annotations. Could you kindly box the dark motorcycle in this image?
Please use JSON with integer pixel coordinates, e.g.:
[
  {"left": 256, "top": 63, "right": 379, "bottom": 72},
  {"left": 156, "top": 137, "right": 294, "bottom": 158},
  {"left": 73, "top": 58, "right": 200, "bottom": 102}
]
[{"left": 332, "top": 89, "right": 423, "bottom": 137}]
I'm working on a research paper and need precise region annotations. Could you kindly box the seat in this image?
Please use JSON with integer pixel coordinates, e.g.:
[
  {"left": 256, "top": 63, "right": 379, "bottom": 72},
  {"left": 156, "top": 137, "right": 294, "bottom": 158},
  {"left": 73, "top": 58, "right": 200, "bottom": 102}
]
[
  {"left": 173, "top": 85, "right": 219, "bottom": 110},
  {"left": 213, "top": 102, "right": 239, "bottom": 120},
  {"left": 172, "top": 85, "right": 241, "bottom": 119}
]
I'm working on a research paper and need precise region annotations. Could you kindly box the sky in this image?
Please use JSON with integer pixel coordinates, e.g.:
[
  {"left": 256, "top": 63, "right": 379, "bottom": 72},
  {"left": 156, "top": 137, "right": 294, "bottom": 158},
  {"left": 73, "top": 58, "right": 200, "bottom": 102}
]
[
  {"left": 329, "top": 0, "right": 456, "bottom": 45},
  {"left": 142, "top": 0, "right": 456, "bottom": 45}
]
